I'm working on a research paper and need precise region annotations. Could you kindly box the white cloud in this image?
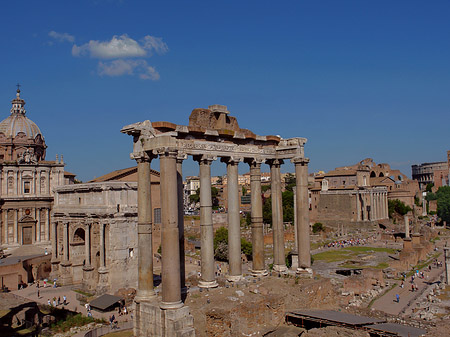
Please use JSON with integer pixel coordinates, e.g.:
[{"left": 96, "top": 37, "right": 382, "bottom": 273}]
[
  {"left": 48, "top": 31, "right": 75, "bottom": 43},
  {"left": 72, "top": 34, "right": 167, "bottom": 59},
  {"left": 98, "top": 59, "right": 160, "bottom": 80},
  {"left": 141, "top": 36, "right": 169, "bottom": 55}
]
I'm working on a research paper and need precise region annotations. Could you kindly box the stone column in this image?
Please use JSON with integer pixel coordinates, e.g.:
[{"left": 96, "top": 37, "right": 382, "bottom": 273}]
[
  {"left": 177, "top": 153, "right": 188, "bottom": 293},
  {"left": 51, "top": 222, "right": 58, "bottom": 261},
  {"left": 14, "top": 209, "right": 18, "bottom": 244},
  {"left": 159, "top": 149, "right": 183, "bottom": 309},
  {"left": 422, "top": 192, "right": 427, "bottom": 216},
  {"left": 63, "top": 222, "right": 69, "bottom": 262},
  {"left": 224, "top": 157, "right": 243, "bottom": 281},
  {"left": 84, "top": 223, "right": 91, "bottom": 268},
  {"left": 99, "top": 222, "right": 105, "bottom": 269},
  {"left": 293, "top": 158, "right": 312, "bottom": 274},
  {"left": 36, "top": 208, "right": 41, "bottom": 242},
  {"left": 404, "top": 215, "right": 410, "bottom": 239},
  {"left": 270, "top": 159, "right": 286, "bottom": 272},
  {"left": 356, "top": 192, "right": 361, "bottom": 221},
  {"left": 248, "top": 159, "right": 267, "bottom": 276},
  {"left": 135, "top": 155, "right": 156, "bottom": 301},
  {"left": 4, "top": 210, "right": 8, "bottom": 244},
  {"left": 444, "top": 246, "right": 450, "bottom": 286},
  {"left": 196, "top": 155, "right": 218, "bottom": 288}
]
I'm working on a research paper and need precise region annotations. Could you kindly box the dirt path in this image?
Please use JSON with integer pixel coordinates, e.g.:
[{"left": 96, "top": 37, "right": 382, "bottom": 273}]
[{"left": 370, "top": 246, "right": 445, "bottom": 316}]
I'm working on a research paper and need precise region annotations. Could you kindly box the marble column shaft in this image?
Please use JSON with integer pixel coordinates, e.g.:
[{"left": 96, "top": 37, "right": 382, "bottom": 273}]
[
  {"left": 14, "top": 209, "right": 18, "bottom": 243},
  {"left": 99, "top": 222, "right": 105, "bottom": 268},
  {"left": 63, "top": 222, "right": 69, "bottom": 261},
  {"left": 226, "top": 158, "right": 242, "bottom": 280},
  {"left": 197, "top": 156, "right": 218, "bottom": 288},
  {"left": 249, "top": 160, "right": 266, "bottom": 275},
  {"left": 404, "top": 215, "right": 410, "bottom": 238},
  {"left": 177, "top": 155, "right": 187, "bottom": 292},
  {"left": 136, "top": 157, "right": 155, "bottom": 300},
  {"left": 294, "top": 158, "right": 311, "bottom": 270},
  {"left": 36, "top": 208, "right": 41, "bottom": 242},
  {"left": 4, "top": 210, "right": 8, "bottom": 244},
  {"left": 159, "top": 150, "right": 183, "bottom": 309},
  {"left": 84, "top": 223, "right": 91, "bottom": 267},
  {"left": 270, "top": 159, "right": 285, "bottom": 271},
  {"left": 51, "top": 222, "right": 58, "bottom": 260},
  {"left": 47, "top": 209, "right": 51, "bottom": 241}
]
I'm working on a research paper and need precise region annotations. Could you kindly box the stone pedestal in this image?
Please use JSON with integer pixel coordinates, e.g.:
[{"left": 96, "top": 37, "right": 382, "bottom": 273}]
[
  {"left": 412, "top": 234, "right": 421, "bottom": 246},
  {"left": 290, "top": 253, "right": 299, "bottom": 271},
  {"left": 96, "top": 268, "right": 109, "bottom": 294},
  {"left": 59, "top": 261, "right": 73, "bottom": 285},
  {"left": 403, "top": 238, "right": 413, "bottom": 251},
  {"left": 135, "top": 300, "right": 195, "bottom": 337}
]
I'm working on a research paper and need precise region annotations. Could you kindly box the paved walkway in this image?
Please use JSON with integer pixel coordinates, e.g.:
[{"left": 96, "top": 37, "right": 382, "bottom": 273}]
[
  {"left": 11, "top": 283, "right": 132, "bottom": 324},
  {"left": 371, "top": 245, "right": 445, "bottom": 316}
]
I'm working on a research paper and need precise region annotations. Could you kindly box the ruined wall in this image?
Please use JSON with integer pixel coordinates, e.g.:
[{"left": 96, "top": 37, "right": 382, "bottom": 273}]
[{"left": 316, "top": 193, "right": 355, "bottom": 223}]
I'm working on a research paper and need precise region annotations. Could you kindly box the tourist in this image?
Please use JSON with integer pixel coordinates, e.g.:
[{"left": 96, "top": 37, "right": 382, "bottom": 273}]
[
  {"left": 48, "top": 299, "right": 51, "bottom": 306},
  {"left": 36, "top": 281, "right": 40, "bottom": 288},
  {"left": 37, "top": 289, "right": 40, "bottom": 298},
  {"left": 58, "top": 296, "right": 61, "bottom": 306},
  {"left": 396, "top": 294, "right": 400, "bottom": 303},
  {"left": 43, "top": 280, "right": 47, "bottom": 288},
  {"left": 63, "top": 295, "right": 67, "bottom": 305}
]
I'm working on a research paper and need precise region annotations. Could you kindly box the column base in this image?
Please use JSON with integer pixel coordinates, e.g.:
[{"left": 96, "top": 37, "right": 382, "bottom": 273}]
[
  {"left": 250, "top": 269, "right": 268, "bottom": 277},
  {"left": 135, "top": 301, "right": 195, "bottom": 337},
  {"left": 290, "top": 254, "right": 299, "bottom": 270},
  {"left": 160, "top": 300, "right": 184, "bottom": 310},
  {"left": 198, "top": 280, "right": 218, "bottom": 288},
  {"left": 227, "top": 274, "right": 243, "bottom": 282},
  {"left": 273, "top": 264, "right": 288, "bottom": 273},
  {"left": 296, "top": 267, "right": 313, "bottom": 277},
  {"left": 135, "top": 290, "right": 157, "bottom": 303}
]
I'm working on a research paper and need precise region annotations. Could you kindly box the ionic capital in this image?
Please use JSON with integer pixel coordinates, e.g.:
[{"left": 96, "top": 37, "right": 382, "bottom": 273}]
[
  {"left": 266, "top": 158, "right": 284, "bottom": 167},
  {"left": 291, "top": 157, "right": 310, "bottom": 166},
  {"left": 245, "top": 157, "right": 264, "bottom": 168},
  {"left": 220, "top": 156, "right": 243, "bottom": 165},
  {"left": 132, "top": 151, "right": 154, "bottom": 163},
  {"left": 193, "top": 154, "right": 217, "bottom": 165},
  {"left": 155, "top": 147, "right": 178, "bottom": 159},
  {"left": 176, "top": 151, "right": 188, "bottom": 163}
]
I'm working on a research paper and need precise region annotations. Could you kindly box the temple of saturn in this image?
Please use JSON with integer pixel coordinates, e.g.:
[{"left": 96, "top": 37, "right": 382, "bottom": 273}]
[{"left": 121, "top": 105, "right": 311, "bottom": 337}]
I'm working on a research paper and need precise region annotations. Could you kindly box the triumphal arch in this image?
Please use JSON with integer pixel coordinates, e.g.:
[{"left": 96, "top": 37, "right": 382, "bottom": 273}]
[{"left": 121, "top": 105, "right": 311, "bottom": 337}]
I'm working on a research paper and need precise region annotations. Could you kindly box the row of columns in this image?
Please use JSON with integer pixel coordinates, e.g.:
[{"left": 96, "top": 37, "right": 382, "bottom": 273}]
[
  {"left": 2, "top": 207, "right": 51, "bottom": 244},
  {"left": 135, "top": 149, "right": 311, "bottom": 310},
  {"left": 356, "top": 190, "right": 388, "bottom": 221},
  {"left": 2, "top": 169, "right": 52, "bottom": 196}
]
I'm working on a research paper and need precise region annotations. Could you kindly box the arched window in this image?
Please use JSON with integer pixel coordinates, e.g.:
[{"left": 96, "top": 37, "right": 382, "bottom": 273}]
[
  {"left": 73, "top": 228, "right": 85, "bottom": 243},
  {"left": 370, "top": 171, "right": 376, "bottom": 178}
]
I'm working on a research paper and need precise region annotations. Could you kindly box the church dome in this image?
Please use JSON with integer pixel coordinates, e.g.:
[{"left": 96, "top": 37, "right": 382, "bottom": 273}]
[
  {"left": 0, "top": 88, "right": 47, "bottom": 162},
  {"left": 0, "top": 89, "right": 43, "bottom": 140}
]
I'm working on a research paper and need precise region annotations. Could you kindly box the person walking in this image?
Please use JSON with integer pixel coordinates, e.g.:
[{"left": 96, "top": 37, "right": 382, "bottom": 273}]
[
  {"left": 63, "top": 295, "right": 67, "bottom": 305},
  {"left": 396, "top": 294, "right": 400, "bottom": 303},
  {"left": 37, "top": 289, "right": 40, "bottom": 298}
]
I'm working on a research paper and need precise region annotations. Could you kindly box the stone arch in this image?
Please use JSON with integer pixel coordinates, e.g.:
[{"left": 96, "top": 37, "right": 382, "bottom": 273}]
[
  {"left": 379, "top": 172, "right": 384, "bottom": 177},
  {"left": 370, "top": 171, "right": 376, "bottom": 178},
  {"left": 73, "top": 227, "right": 85, "bottom": 243}
]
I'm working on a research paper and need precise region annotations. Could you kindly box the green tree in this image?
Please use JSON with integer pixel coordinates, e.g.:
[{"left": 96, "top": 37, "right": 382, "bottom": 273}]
[
  {"left": 312, "top": 222, "right": 324, "bottom": 233},
  {"left": 388, "top": 199, "right": 412, "bottom": 218},
  {"left": 242, "top": 186, "right": 248, "bottom": 196},
  {"left": 213, "top": 226, "right": 252, "bottom": 261},
  {"left": 263, "top": 196, "right": 272, "bottom": 226},
  {"left": 425, "top": 183, "right": 434, "bottom": 193},
  {"left": 189, "top": 187, "right": 219, "bottom": 206},
  {"left": 434, "top": 186, "right": 450, "bottom": 224},
  {"left": 284, "top": 173, "right": 296, "bottom": 192}
]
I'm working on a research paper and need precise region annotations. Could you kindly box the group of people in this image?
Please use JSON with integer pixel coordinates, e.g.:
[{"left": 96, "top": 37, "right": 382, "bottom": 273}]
[
  {"left": 324, "top": 237, "right": 368, "bottom": 249},
  {"left": 47, "top": 295, "right": 67, "bottom": 307}
]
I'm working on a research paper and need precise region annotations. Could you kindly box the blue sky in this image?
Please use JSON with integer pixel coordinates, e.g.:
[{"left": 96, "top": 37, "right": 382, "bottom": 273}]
[{"left": 0, "top": 0, "right": 449, "bottom": 181}]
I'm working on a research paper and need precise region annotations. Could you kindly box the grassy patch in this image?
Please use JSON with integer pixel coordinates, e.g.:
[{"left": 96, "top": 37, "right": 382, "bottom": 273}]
[
  {"left": 313, "top": 246, "right": 397, "bottom": 263},
  {"left": 406, "top": 252, "right": 442, "bottom": 277},
  {"left": 73, "top": 289, "right": 94, "bottom": 297},
  {"left": 50, "top": 313, "right": 103, "bottom": 333}
]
